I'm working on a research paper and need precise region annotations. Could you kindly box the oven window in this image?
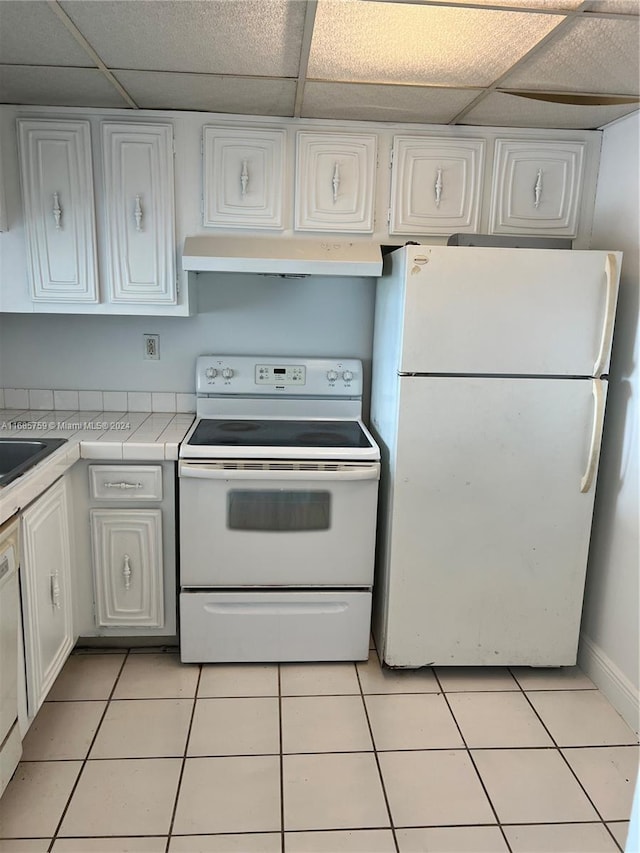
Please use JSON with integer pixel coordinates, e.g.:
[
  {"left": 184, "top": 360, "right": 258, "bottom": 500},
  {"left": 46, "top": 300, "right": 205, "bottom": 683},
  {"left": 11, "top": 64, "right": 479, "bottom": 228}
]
[{"left": 227, "top": 490, "right": 331, "bottom": 531}]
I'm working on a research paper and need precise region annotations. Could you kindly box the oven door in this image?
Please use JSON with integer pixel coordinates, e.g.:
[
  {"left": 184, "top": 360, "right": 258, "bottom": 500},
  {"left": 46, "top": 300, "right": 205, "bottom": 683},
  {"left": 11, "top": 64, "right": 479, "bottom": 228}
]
[{"left": 179, "top": 462, "right": 380, "bottom": 587}]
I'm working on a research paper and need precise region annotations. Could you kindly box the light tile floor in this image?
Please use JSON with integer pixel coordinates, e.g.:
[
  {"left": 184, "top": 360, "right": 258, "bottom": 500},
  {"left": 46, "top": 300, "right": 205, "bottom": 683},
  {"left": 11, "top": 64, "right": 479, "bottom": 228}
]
[{"left": 0, "top": 646, "right": 637, "bottom": 853}]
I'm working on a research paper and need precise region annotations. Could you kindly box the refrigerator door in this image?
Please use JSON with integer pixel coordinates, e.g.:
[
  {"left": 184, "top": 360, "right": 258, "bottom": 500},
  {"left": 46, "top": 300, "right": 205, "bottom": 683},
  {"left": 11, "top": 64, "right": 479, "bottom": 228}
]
[
  {"left": 396, "top": 246, "right": 620, "bottom": 377},
  {"left": 380, "top": 375, "right": 606, "bottom": 667}
]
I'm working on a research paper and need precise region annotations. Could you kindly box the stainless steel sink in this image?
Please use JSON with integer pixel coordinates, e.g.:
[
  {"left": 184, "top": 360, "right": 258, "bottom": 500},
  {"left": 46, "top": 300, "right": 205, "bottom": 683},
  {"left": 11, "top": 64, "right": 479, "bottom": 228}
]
[{"left": 0, "top": 438, "right": 68, "bottom": 487}]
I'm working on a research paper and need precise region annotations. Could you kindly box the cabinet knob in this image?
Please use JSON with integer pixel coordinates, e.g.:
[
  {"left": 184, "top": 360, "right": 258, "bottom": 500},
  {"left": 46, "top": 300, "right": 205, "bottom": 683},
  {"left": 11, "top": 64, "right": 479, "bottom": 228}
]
[
  {"left": 534, "top": 169, "right": 543, "bottom": 209},
  {"left": 134, "top": 195, "right": 143, "bottom": 231},
  {"left": 332, "top": 162, "right": 341, "bottom": 204},
  {"left": 50, "top": 570, "right": 61, "bottom": 609},
  {"left": 240, "top": 160, "right": 249, "bottom": 197},
  {"left": 52, "top": 192, "right": 62, "bottom": 230},
  {"left": 123, "top": 554, "right": 132, "bottom": 590}
]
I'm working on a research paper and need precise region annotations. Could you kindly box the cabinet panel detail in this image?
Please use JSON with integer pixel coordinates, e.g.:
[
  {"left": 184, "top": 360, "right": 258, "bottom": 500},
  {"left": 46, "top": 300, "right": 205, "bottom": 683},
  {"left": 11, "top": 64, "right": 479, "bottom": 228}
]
[
  {"left": 489, "top": 139, "right": 585, "bottom": 236},
  {"left": 21, "top": 478, "right": 74, "bottom": 715},
  {"left": 89, "top": 465, "right": 163, "bottom": 501},
  {"left": 390, "top": 136, "right": 485, "bottom": 235},
  {"left": 295, "top": 132, "right": 377, "bottom": 232},
  {"left": 102, "top": 123, "right": 176, "bottom": 303},
  {"left": 203, "top": 127, "right": 286, "bottom": 229},
  {"left": 90, "top": 509, "right": 164, "bottom": 628},
  {"left": 17, "top": 120, "right": 98, "bottom": 302}
]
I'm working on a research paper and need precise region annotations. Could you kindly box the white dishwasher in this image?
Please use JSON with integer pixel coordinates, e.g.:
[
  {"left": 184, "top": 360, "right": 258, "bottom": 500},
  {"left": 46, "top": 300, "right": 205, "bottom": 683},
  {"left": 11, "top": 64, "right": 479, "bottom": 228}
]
[{"left": 0, "top": 515, "right": 21, "bottom": 797}]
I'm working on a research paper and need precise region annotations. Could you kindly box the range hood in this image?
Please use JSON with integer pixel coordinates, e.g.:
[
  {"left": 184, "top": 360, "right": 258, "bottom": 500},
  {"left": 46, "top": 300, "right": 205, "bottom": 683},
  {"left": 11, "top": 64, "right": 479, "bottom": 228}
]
[{"left": 182, "top": 236, "right": 382, "bottom": 277}]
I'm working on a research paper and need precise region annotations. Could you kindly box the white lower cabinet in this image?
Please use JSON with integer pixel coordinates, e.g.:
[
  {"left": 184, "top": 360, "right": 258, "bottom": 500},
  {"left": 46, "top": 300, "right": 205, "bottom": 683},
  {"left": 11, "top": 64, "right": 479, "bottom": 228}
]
[
  {"left": 90, "top": 509, "right": 164, "bottom": 628},
  {"left": 20, "top": 477, "right": 74, "bottom": 716},
  {"left": 70, "top": 461, "right": 176, "bottom": 638}
]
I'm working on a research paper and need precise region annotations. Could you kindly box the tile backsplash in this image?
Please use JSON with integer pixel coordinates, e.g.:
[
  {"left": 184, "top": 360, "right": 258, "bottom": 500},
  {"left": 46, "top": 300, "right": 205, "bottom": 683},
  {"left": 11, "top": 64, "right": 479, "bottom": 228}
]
[{"left": 2, "top": 388, "right": 196, "bottom": 413}]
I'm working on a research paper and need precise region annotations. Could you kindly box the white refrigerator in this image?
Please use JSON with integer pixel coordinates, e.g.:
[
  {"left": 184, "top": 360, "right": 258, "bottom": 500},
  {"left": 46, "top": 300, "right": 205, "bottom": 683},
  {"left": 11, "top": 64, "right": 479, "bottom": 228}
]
[{"left": 370, "top": 245, "right": 621, "bottom": 668}]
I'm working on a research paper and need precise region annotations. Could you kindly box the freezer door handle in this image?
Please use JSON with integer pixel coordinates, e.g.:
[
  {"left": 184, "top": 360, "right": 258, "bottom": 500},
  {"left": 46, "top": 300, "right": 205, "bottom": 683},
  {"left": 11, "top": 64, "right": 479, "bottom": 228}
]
[
  {"left": 580, "top": 379, "right": 606, "bottom": 494},
  {"left": 593, "top": 254, "right": 618, "bottom": 377}
]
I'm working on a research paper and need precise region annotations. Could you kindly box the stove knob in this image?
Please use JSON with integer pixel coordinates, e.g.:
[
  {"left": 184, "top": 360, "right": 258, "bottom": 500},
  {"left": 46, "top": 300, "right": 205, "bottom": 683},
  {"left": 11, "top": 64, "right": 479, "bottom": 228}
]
[
  {"left": 222, "top": 368, "right": 234, "bottom": 379},
  {"left": 327, "top": 370, "right": 338, "bottom": 381},
  {"left": 342, "top": 369, "right": 353, "bottom": 382},
  {"left": 205, "top": 367, "right": 218, "bottom": 379}
]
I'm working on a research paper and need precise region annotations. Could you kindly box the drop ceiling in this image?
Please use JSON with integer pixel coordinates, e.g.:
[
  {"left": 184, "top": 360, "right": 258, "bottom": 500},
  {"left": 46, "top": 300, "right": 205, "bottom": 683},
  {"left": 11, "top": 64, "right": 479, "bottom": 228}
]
[{"left": 0, "top": 0, "right": 638, "bottom": 129}]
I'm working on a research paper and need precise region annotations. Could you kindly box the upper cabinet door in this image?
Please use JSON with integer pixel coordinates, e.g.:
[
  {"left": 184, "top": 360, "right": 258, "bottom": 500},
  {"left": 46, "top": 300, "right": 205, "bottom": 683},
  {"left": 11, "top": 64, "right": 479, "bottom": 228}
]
[
  {"left": 389, "top": 136, "right": 485, "bottom": 235},
  {"left": 489, "top": 139, "right": 585, "bottom": 237},
  {"left": 17, "top": 119, "right": 98, "bottom": 302},
  {"left": 295, "top": 132, "right": 377, "bottom": 233},
  {"left": 203, "top": 126, "right": 286, "bottom": 229},
  {"left": 102, "top": 122, "right": 176, "bottom": 303}
]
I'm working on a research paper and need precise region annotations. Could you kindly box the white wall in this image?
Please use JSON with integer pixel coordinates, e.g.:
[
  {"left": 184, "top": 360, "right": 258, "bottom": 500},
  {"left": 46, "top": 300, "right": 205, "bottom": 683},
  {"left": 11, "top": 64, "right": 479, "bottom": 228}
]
[
  {"left": 0, "top": 272, "right": 376, "bottom": 395},
  {"left": 579, "top": 111, "right": 639, "bottom": 731}
]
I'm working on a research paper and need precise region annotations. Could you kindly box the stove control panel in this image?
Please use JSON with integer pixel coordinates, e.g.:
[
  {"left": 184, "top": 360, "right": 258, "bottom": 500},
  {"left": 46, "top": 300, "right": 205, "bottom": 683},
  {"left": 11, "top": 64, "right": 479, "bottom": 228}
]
[
  {"left": 196, "top": 356, "right": 362, "bottom": 396},
  {"left": 256, "top": 364, "right": 306, "bottom": 386}
]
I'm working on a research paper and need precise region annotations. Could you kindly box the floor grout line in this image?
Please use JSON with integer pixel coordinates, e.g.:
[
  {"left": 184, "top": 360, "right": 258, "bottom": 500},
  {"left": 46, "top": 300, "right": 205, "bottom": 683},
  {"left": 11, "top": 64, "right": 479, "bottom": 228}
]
[
  {"left": 46, "top": 648, "right": 131, "bottom": 853},
  {"left": 355, "top": 659, "right": 400, "bottom": 853},
  {"left": 278, "top": 663, "right": 285, "bottom": 853},
  {"left": 432, "top": 667, "right": 515, "bottom": 853},
  {"left": 164, "top": 663, "right": 202, "bottom": 853}
]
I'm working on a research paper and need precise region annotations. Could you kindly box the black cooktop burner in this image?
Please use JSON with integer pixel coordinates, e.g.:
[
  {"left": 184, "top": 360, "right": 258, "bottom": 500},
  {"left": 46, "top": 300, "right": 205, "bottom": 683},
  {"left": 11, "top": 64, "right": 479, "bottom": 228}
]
[{"left": 187, "top": 419, "right": 372, "bottom": 449}]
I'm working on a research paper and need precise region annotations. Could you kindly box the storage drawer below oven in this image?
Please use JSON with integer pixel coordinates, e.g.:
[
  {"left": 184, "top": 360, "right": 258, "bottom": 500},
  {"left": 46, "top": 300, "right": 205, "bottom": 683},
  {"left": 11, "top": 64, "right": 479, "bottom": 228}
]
[{"left": 179, "top": 590, "right": 371, "bottom": 663}]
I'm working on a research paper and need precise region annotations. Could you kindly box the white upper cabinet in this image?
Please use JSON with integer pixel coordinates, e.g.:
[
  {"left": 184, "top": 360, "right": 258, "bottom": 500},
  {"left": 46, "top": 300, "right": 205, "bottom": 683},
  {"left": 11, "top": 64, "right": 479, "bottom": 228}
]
[
  {"left": 17, "top": 119, "right": 98, "bottom": 302},
  {"left": 295, "top": 132, "right": 377, "bottom": 233},
  {"left": 203, "top": 126, "right": 286, "bottom": 229},
  {"left": 389, "top": 136, "right": 485, "bottom": 235},
  {"left": 102, "top": 122, "right": 176, "bottom": 303},
  {"left": 489, "top": 139, "right": 586, "bottom": 237}
]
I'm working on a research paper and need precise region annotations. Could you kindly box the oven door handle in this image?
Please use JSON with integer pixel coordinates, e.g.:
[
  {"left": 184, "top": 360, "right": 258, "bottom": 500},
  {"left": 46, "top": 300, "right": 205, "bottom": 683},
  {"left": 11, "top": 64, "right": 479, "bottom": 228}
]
[{"left": 179, "top": 462, "right": 380, "bottom": 481}]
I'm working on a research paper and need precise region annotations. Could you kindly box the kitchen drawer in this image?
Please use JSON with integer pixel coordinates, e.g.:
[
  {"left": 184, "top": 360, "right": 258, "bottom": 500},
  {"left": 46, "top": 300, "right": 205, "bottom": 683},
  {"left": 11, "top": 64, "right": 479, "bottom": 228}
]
[
  {"left": 89, "top": 465, "right": 163, "bottom": 501},
  {"left": 179, "top": 590, "right": 371, "bottom": 663}
]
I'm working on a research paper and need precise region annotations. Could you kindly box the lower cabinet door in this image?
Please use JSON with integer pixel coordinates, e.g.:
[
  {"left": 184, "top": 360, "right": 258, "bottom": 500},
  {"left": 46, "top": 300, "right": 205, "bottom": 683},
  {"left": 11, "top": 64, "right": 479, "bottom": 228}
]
[
  {"left": 90, "top": 509, "right": 164, "bottom": 628},
  {"left": 21, "top": 478, "right": 74, "bottom": 715}
]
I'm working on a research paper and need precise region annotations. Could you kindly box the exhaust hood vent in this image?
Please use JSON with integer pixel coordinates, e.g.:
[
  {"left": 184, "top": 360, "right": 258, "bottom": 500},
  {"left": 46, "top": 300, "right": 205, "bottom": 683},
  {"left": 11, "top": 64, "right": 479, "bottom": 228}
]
[{"left": 182, "top": 236, "right": 382, "bottom": 277}]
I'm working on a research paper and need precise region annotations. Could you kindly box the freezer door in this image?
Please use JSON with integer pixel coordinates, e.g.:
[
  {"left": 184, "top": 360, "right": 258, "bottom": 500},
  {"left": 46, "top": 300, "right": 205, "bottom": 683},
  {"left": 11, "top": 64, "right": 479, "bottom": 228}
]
[
  {"left": 380, "top": 376, "right": 606, "bottom": 667},
  {"left": 397, "top": 246, "right": 620, "bottom": 376}
]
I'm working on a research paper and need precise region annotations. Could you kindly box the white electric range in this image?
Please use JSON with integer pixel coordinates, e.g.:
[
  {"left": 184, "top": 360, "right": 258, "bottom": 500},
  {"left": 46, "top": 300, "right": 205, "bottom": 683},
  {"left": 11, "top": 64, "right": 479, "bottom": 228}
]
[{"left": 178, "top": 355, "right": 380, "bottom": 663}]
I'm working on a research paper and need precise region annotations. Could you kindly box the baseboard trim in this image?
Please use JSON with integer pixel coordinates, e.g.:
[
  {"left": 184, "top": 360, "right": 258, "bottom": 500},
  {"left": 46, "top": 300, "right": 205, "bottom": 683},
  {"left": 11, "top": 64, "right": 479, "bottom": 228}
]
[{"left": 579, "top": 632, "right": 640, "bottom": 733}]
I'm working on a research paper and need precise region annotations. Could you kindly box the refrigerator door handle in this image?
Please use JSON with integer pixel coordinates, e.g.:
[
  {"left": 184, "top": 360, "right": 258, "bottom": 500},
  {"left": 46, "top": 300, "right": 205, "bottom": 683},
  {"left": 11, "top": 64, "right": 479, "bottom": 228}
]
[
  {"left": 580, "top": 379, "right": 606, "bottom": 494},
  {"left": 593, "top": 253, "right": 618, "bottom": 377}
]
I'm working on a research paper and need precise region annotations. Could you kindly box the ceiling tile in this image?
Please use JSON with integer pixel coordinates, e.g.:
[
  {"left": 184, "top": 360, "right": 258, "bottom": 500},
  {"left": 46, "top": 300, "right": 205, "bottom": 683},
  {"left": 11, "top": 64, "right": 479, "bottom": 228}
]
[
  {"left": 0, "top": 1, "right": 91, "bottom": 66},
  {"left": 382, "top": 0, "right": 584, "bottom": 7},
  {"left": 114, "top": 71, "right": 296, "bottom": 116},
  {"left": 59, "top": 0, "right": 305, "bottom": 77},
  {"left": 0, "top": 66, "right": 131, "bottom": 108},
  {"left": 503, "top": 16, "right": 640, "bottom": 94},
  {"left": 586, "top": 1, "right": 639, "bottom": 13},
  {"left": 461, "top": 91, "right": 639, "bottom": 128},
  {"left": 302, "top": 82, "right": 480, "bottom": 123},
  {"left": 308, "top": 0, "right": 563, "bottom": 86}
]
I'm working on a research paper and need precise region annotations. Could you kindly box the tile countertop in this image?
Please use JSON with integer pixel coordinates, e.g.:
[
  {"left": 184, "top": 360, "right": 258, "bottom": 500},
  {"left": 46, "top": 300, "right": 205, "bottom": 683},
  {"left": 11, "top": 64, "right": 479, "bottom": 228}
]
[{"left": 0, "top": 408, "right": 194, "bottom": 525}]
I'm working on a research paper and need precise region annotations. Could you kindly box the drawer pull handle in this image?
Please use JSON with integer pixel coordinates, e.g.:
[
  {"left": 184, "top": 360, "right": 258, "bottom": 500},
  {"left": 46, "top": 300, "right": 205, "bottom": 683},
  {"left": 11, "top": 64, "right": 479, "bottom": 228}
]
[
  {"left": 134, "top": 195, "right": 143, "bottom": 231},
  {"left": 104, "top": 481, "right": 143, "bottom": 490},
  {"left": 240, "top": 159, "right": 249, "bottom": 197},
  {"left": 52, "top": 192, "right": 62, "bottom": 229},
  {"left": 123, "top": 554, "right": 132, "bottom": 590},
  {"left": 434, "top": 167, "right": 443, "bottom": 208},
  {"left": 332, "top": 162, "right": 340, "bottom": 203},
  {"left": 534, "top": 168, "right": 543, "bottom": 209},
  {"left": 50, "top": 570, "right": 61, "bottom": 609}
]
